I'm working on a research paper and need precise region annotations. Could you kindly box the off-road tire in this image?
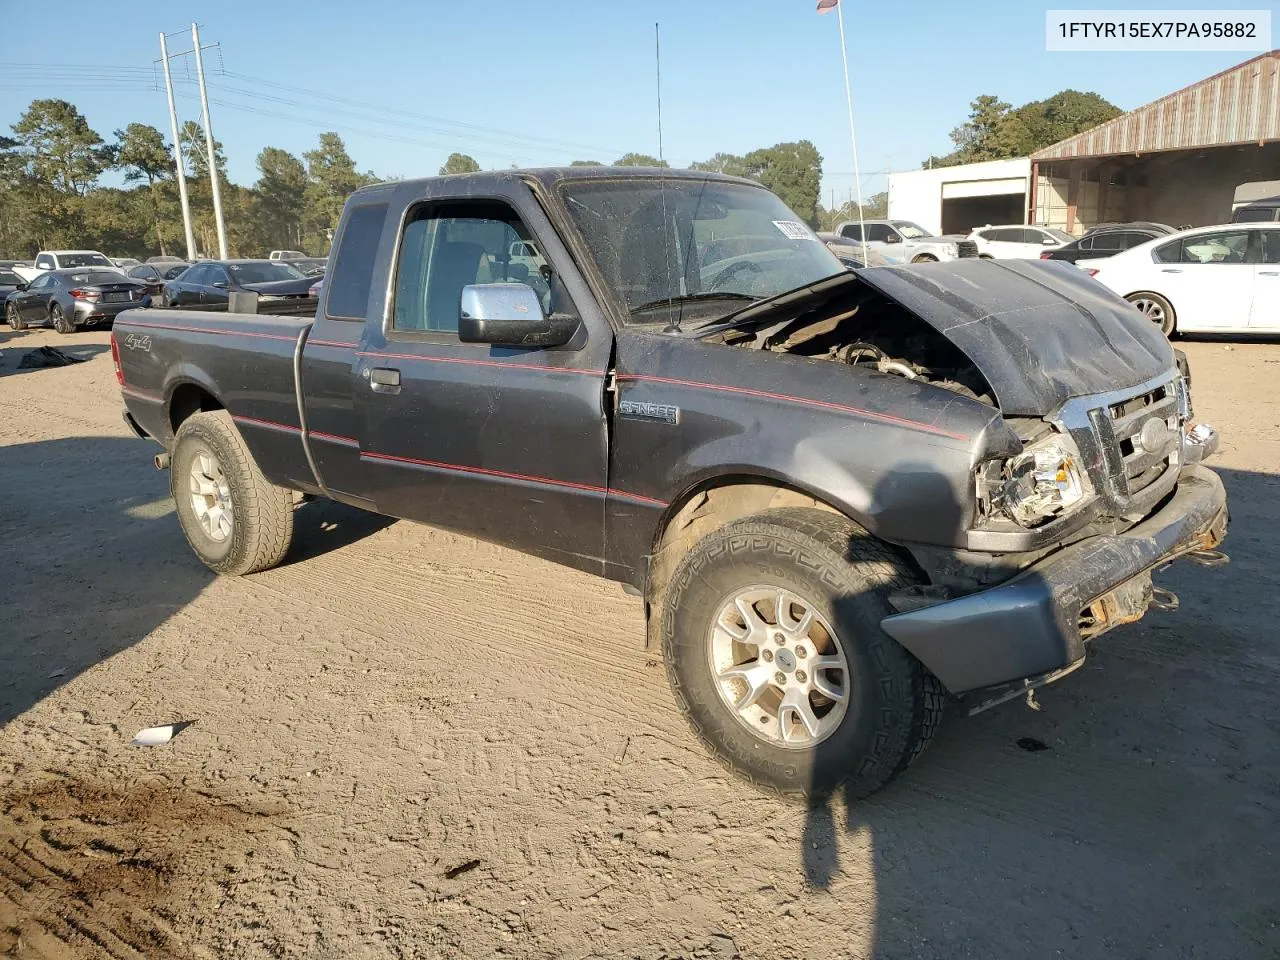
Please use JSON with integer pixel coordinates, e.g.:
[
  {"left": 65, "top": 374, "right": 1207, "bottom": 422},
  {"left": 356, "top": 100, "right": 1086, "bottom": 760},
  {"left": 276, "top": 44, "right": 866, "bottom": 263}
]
[
  {"left": 50, "top": 304, "right": 75, "bottom": 334},
  {"left": 170, "top": 410, "right": 294, "bottom": 575},
  {"left": 659, "top": 507, "right": 943, "bottom": 801},
  {"left": 6, "top": 303, "right": 26, "bottom": 331},
  {"left": 911, "top": 253, "right": 938, "bottom": 263}
]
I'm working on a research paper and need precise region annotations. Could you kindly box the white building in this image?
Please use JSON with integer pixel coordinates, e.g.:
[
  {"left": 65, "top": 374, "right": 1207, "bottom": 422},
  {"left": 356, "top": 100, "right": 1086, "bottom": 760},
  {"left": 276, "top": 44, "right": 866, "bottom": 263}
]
[{"left": 887, "top": 158, "right": 1031, "bottom": 237}]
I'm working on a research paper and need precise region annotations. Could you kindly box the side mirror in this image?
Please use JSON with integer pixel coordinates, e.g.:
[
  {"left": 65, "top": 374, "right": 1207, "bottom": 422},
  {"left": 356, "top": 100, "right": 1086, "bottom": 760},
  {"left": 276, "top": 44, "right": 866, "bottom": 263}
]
[
  {"left": 883, "top": 234, "right": 902, "bottom": 244},
  {"left": 16, "top": 283, "right": 27, "bottom": 291},
  {"left": 458, "top": 283, "right": 577, "bottom": 348}
]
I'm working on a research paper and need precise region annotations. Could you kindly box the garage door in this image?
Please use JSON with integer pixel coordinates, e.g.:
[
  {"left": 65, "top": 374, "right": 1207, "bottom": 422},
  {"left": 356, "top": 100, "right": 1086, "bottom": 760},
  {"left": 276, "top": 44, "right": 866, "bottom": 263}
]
[{"left": 942, "top": 178, "right": 1027, "bottom": 199}]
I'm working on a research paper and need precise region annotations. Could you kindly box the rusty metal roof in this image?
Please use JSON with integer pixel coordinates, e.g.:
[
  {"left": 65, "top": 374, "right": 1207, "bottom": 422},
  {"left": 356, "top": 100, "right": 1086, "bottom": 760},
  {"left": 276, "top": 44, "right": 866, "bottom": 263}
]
[{"left": 1032, "top": 51, "right": 1280, "bottom": 160}]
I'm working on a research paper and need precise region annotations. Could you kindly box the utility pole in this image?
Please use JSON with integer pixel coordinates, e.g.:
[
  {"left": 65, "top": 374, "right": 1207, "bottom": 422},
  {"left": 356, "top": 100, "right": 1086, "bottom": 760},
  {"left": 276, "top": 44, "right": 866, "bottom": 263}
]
[
  {"left": 158, "top": 31, "right": 196, "bottom": 260},
  {"left": 191, "top": 22, "right": 228, "bottom": 260}
]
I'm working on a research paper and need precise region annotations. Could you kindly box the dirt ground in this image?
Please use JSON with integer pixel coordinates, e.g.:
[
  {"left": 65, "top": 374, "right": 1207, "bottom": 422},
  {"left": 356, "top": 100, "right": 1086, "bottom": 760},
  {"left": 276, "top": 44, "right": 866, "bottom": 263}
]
[{"left": 0, "top": 325, "right": 1277, "bottom": 959}]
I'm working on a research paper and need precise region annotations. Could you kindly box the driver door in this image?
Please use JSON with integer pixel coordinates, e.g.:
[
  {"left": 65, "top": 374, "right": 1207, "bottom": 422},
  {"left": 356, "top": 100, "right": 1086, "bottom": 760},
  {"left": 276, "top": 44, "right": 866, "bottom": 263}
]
[{"left": 201, "top": 264, "right": 231, "bottom": 305}]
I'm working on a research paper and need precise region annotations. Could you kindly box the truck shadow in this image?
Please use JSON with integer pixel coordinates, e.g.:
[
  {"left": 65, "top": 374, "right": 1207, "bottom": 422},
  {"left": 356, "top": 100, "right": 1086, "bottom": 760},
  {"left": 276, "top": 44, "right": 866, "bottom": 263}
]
[
  {"left": 804, "top": 464, "right": 1279, "bottom": 957},
  {"left": 0, "top": 436, "right": 392, "bottom": 728}
]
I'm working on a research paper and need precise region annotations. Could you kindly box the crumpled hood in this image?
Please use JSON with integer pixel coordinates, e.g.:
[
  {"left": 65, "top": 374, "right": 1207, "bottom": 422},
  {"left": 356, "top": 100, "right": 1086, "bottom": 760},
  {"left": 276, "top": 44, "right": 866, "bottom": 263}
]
[{"left": 855, "top": 258, "right": 1174, "bottom": 415}]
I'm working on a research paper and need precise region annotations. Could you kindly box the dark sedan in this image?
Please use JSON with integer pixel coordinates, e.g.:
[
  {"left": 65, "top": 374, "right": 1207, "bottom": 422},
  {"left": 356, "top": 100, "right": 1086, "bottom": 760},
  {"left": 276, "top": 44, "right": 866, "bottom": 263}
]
[
  {"left": 0, "top": 268, "right": 23, "bottom": 303},
  {"left": 1040, "top": 223, "right": 1175, "bottom": 264},
  {"left": 161, "top": 259, "right": 307, "bottom": 307},
  {"left": 126, "top": 262, "right": 189, "bottom": 297},
  {"left": 5, "top": 269, "right": 148, "bottom": 333}
]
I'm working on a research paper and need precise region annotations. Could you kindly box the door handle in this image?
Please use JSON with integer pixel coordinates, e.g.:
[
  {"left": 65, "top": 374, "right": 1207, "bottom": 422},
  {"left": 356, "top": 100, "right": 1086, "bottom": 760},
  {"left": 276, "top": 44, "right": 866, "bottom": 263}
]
[
  {"left": 1161, "top": 268, "right": 1183, "bottom": 273},
  {"left": 1260, "top": 270, "right": 1280, "bottom": 276},
  {"left": 368, "top": 367, "right": 401, "bottom": 394}
]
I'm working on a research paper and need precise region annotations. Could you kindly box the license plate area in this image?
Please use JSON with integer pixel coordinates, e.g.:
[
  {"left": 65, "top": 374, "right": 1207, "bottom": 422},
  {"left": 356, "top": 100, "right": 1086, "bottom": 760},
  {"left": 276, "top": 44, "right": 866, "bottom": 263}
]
[
  {"left": 103, "top": 292, "right": 129, "bottom": 303},
  {"left": 1079, "top": 572, "right": 1153, "bottom": 640}
]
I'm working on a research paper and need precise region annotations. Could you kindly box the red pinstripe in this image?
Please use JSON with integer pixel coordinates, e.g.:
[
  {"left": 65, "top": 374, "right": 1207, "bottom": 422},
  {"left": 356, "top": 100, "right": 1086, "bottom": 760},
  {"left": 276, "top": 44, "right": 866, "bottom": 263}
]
[
  {"left": 122, "top": 385, "right": 163, "bottom": 403},
  {"left": 231, "top": 414, "right": 665, "bottom": 507},
  {"left": 615, "top": 373, "right": 971, "bottom": 441},
  {"left": 118, "top": 319, "right": 298, "bottom": 343}
]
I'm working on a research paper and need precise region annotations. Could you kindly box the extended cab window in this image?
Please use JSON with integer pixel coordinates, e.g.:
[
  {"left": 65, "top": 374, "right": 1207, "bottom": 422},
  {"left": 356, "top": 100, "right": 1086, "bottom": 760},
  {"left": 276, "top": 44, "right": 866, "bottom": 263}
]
[
  {"left": 392, "top": 204, "right": 552, "bottom": 334},
  {"left": 326, "top": 202, "right": 389, "bottom": 320}
]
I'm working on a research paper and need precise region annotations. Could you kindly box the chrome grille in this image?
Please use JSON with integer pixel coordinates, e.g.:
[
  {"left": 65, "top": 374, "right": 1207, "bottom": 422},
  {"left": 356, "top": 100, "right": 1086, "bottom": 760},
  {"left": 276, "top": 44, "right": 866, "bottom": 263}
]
[{"left": 1102, "top": 378, "right": 1182, "bottom": 496}]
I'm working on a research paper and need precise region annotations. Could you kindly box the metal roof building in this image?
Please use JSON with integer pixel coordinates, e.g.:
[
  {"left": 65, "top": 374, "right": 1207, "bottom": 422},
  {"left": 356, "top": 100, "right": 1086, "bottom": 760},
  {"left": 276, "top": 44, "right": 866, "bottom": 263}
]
[{"left": 1029, "top": 51, "right": 1280, "bottom": 233}]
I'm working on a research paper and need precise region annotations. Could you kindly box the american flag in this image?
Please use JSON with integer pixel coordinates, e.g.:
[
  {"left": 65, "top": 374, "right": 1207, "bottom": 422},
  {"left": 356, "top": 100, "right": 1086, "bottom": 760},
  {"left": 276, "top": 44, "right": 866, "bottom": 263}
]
[{"left": 816, "top": 0, "right": 839, "bottom": 12}]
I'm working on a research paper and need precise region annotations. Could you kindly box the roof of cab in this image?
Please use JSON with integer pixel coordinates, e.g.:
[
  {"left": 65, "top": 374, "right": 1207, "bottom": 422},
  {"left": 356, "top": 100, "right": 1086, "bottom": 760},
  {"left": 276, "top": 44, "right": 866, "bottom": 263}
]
[{"left": 347, "top": 165, "right": 761, "bottom": 203}]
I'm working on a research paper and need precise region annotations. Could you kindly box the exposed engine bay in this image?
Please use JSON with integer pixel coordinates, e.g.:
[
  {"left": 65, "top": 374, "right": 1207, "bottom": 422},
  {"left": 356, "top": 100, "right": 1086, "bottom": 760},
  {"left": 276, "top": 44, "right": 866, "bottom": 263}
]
[{"left": 708, "top": 285, "right": 997, "bottom": 406}]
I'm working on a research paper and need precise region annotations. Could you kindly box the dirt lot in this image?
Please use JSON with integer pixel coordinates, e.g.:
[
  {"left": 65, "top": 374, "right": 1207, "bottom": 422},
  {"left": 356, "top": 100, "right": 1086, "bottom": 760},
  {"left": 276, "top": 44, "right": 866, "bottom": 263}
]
[{"left": 1, "top": 325, "right": 1277, "bottom": 959}]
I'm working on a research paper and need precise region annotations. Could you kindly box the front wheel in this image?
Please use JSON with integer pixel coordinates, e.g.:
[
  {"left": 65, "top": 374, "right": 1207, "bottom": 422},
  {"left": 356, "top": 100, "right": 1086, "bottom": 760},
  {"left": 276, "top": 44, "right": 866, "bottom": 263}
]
[
  {"left": 659, "top": 508, "right": 943, "bottom": 800},
  {"left": 911, "top": 253, "right": 938, "bottom": 263},
  {"left": 171, "top": 410, "right": 295, "bottom": 575},
  {"left": 50, "top": 303, "right": 75, "bottom": 334},
  {"left": 6, "top": 303, "right": 26, "bottom": 331},
  {"left": 1126, "top": 292, "right": 1176, "bottom": 336}
]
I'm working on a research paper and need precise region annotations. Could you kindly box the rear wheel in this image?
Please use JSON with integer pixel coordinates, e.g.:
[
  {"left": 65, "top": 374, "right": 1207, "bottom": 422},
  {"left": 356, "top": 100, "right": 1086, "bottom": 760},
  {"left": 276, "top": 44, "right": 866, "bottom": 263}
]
[
  {"left": 50, "top": 303, "right": 75, "bottom": 334},
  {"left": 658, "top": 508, "right": 943, "bottom": 800},
  {"left": 1126, "top": 292, "right": 1176, "bottom": 336},
  {"left": 6, "top": 303, "right": 26, "bottom": 331},
  {"left": 170, "top": 411, "right": 295, "bottom": 575}
]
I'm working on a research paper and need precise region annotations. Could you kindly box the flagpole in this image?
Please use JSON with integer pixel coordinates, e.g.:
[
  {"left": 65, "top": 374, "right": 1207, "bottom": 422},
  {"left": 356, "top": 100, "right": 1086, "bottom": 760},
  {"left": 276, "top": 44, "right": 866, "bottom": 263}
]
[{"left": 833, "top": 0, "right": 867, "bottom": 263}]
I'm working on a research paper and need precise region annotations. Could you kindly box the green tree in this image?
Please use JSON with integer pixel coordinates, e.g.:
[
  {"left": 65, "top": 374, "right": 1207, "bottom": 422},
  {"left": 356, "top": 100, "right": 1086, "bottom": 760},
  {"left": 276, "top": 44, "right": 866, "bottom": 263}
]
[
  {"left": 569, "top": 159, "right": 604, "bottom": 166},
  {"left": 689, "top": 152, "right": 749, "bottom": 177},
  {"left": 439, "top": 152, "right": 481, "bottom": 175},
  {"left": 740, "top": 141, "right": 824, "bottom": 226},
  {"left": 303, "top": 132, "right": 377, "bottom": 253},
  {"left": 116, "top": 123, "right": 175, "bottom": 255},
  {"left": 615, "top": 152, "right": 668, "bottom": 167},
  {"left": 11, "top": 99, "right": 110, "bottom": 195},
  {"left": 253, "top": 146, "right": 308, "bottom": 253},
  {"left": 177, "top": 120, "right": 226, "bottom": 182}
]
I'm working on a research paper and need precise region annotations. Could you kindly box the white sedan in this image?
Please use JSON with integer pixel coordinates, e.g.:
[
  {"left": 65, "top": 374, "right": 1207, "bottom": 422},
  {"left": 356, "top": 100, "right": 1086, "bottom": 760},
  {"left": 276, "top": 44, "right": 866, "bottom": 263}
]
[
  {"left": 967, "top": 224, "right": 1073, "bottom": 259},
  {"left": 1080, "top": 223, "right": 1280, "bottom": 336}
]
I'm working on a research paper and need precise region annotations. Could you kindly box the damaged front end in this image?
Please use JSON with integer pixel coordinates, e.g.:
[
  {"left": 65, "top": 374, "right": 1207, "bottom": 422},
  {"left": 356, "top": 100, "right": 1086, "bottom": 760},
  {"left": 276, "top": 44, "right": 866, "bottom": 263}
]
[{"left": 696, "top": 259, "right": 1229, "bottom": 705}]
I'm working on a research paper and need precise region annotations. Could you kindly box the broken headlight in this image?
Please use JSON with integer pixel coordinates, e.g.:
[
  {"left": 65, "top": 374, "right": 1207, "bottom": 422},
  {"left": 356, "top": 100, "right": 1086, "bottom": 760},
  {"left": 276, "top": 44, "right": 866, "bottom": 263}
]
[{"left": 994, "top": 434, "right": 1092, "bottom": 528}]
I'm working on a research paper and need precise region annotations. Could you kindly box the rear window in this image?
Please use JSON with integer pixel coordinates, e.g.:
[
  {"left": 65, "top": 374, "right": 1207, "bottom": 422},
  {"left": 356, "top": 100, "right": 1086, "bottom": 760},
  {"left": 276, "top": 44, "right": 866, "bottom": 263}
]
[
  {"left": 69, "top": 271, "right": 128, "bottom": 285},
  {"left": 59, "top": 253, "right": 111, "bottom": 268},
  {"left": 1232, "top": 206, "right": 1279, "bottom": 223},
  {"left": 326, "top": 203, "right": 388, "bottom": 320}
]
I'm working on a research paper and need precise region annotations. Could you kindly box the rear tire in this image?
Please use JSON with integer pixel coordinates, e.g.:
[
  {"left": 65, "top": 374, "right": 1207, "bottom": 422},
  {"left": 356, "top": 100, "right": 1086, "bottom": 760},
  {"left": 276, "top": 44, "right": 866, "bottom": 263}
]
[
  {"left": 1126, "top": 292, "right": 1176, "bottom": 336},
  {"left": 170, "top": 410, "right": 295, "bottom": 575},
  {"left": 6, "top": 303, "right": 26, "bottom": 331},
  {"left": 50, "top": 303, "right": 75, "bottom": 334},
  {"left": 658, "top": 508, "right": 943, "bottom": 801}
]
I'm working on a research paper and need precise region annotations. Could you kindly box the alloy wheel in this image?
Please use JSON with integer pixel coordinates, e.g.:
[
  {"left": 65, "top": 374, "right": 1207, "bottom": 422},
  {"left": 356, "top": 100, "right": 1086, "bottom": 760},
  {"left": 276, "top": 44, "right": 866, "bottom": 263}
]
[{"left": 188, "top": 451, "right": 234, "bottom": 542}]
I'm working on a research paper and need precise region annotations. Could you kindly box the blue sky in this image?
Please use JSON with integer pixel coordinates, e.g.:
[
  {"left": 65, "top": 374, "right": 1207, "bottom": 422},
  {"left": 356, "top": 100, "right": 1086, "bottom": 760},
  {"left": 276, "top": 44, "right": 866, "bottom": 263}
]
[{"left": 1, "top": 0, "right": 1275, "bottom": 205}]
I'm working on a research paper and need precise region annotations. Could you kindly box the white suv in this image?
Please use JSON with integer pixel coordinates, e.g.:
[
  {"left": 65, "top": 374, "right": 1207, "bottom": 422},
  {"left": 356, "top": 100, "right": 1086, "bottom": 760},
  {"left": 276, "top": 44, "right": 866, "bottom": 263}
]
[
  {"left": 13, "top": 250, "right": 118, "bottom": 283},
  {"left": 968, "top": 225, "right": 1073, "bottom": 259}
]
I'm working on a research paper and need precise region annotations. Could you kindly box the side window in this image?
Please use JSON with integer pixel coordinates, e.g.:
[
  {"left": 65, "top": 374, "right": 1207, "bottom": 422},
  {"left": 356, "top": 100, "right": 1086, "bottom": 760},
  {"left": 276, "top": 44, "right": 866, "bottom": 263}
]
[
  {"left": 985, "top": 228, "right": 1015, "bottom": 242},
  {"left": 1152, "top": 240, "right": 1181, "bottom": 263},
  {"left": 326, "top": 202, "right": 390, "bottom": 320},
  {"left": 29, "top": 274, "right": 53, "bottom": 290},
  {"left": 1178, "top": 230, "right": 1250, "bottom": 264},
  {"left": 1260, "top": 231, "right": 1280, "bottom": 264},
  {"left": 35, "top": 255, "right": 53, "bottom": 270},
  {"left": 866, "top": 223, "right": 893, "bottom": 243},
  {"left": 839, "top": 223, "right": 862, "bottom": 241},
  {"left": 183, "top": 265, "right": 208, "bottom": 285},
  {"left": 206, "top": 265, "right": 229, "bottom": 286},
  {"left": 392, "top": 205, "right": 553, "bottom": 334},
  {"left": 1090, "top": 232, "right": 1123, "bottom": 252},
  {"left": 1115, "top": 232, "right": 1147, "bottom": 250},
  {"left": 1076, "top": 235, "right": 1095, "bottom": 251}
]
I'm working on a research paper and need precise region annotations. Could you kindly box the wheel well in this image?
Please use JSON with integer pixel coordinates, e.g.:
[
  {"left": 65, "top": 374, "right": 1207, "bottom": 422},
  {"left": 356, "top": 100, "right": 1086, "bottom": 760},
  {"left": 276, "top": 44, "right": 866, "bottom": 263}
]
[
  {"left": 168, "top": 383, "right": 224, "bottom": 435},
  {"left": 911, "top": 254, "right": 938, "bottom": 263},
  {"left": 646, "top": 479, "right": 845, "bottom": 603}
]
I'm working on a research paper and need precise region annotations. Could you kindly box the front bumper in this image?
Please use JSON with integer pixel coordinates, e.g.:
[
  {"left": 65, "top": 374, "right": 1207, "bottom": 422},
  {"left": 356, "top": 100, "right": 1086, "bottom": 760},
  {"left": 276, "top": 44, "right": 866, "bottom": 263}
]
[{"left": 881, "top": 464, "right": 1228, "bottom": 694}]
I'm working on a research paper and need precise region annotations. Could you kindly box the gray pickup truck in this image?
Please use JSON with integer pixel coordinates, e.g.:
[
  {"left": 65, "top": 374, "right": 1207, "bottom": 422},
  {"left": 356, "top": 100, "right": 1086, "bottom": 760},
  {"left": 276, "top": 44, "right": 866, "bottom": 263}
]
[{"left": 113, "top": 166, "right": 1228, "bottom": 800}]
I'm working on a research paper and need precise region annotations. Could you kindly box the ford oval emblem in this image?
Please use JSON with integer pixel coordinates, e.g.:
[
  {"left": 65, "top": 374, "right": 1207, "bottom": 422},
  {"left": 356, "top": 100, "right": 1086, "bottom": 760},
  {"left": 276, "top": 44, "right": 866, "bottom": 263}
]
[{"left": 1139, "top": 416, "right": 1169, "bottom": 452}]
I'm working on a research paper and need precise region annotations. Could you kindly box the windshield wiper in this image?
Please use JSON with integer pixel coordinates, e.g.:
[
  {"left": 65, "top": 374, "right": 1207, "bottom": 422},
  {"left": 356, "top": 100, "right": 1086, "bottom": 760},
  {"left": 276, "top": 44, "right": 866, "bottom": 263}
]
[{"left": 629, "top": 292, "right": 759, "bottom": 316}]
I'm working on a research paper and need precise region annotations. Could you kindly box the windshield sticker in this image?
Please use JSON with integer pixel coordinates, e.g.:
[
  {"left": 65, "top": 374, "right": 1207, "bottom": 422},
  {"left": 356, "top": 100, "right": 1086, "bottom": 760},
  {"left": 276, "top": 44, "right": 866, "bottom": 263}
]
[{"left": 772, "top": 220, "right": 816, "bottom": 241}]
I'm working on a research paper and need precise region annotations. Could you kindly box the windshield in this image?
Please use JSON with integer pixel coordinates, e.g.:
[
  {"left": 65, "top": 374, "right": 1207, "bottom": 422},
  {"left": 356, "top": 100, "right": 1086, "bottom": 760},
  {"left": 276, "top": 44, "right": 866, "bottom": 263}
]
[
  {"left": 60, "top": 253, "right": 112, "bottom": 268},
  {"left": 228, "top": 262, "right": 305, "bottom": 283},
  {"left": 1045, "top": 228, "right": 1075, "bottom": 243},
  {"left": 891, "top": 221, "right": 933, "bottom": 239},
  {"left": 559, "top": 178, "right": 843, "bottom": 325}
]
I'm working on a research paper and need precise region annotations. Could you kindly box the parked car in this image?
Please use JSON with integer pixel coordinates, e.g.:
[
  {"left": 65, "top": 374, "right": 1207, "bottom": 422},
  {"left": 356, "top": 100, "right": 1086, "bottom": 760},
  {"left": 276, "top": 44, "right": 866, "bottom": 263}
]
[
  {"left": 1231, "top": 196, "right": 1280, "bottom": 223},
  {"left": 1081, "top": 223, "right": 1280, "bottom": 335},
  {"left": 279, "top": 256, "right": 327, "bottom": 277},
  {"left": 113, "top": 166, "right": 1226, "bottom": 800},
  {"left": 0, "top": 267, "right": 24, "bottom": 302},
  {"left": 817, "top": 237, "right": 895, "bottom": 268},
  {"left": 125, "top": 262, "right": 187, "bottom": 297},
  {"left": 307, "top": 278, "right": 324, "bottom": 298},
  {"left": 833, "top": 219, "right": 977, "bottom": 263},
  {"left": 147, "top": 255, "right": 189, "bottom": 265},
  {"left": 968, "top": 224, "right": 1073, "bottom": 259},
  {"left": 1041, "top": 223, "right": 1175, "bottom": 264},
  {"left": 268, "top": 249, "right": 307, "bottom": 261},
  {"left": 6, "top": 268, "right": 148, "bottom": 333},
  {"left": 160, "top": 259, "right": 308, "bottom": 307},
  {"left": 13, "top": 250, "right": 118, "bottom": 283},
  {"left": 110, "top": 257, "right": 142, "bottom": 270}
]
